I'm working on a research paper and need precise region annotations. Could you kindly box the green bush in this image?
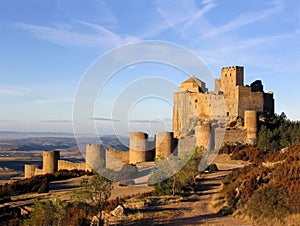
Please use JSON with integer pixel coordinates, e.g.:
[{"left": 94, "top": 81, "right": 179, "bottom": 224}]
[{"left": 246, "top": 185, "right": 289, "bottom": 221}]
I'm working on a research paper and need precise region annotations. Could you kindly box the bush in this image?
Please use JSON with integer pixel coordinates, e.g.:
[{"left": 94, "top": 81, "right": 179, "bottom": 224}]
[{"left": 246, "top": 185, "right": 289, "bottom": 221}]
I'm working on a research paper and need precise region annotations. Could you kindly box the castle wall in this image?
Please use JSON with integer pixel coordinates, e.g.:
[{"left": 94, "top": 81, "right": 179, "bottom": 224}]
[
  {"left": 244, "top": 110, "right": 257, "bottom": 145},
  {"left": 107, "top": 149, "right": 129, "bottom": 164},
  {"left": 155, "top": 132, "right": 174, "bottom": 159},
  {"left": 35, "top": 168, "right": 43, "bottom": 176},
  {"left": 129, "top": 132, "right": 148, "bottom": 164},
  {"left": 43, "top": 150, "right": 60, "bottom": 174},
  {"left": 173, "top": 91, "right": 210, "bottom": 138},
  {"left": 24, "top": 164, "right": 39, "bottom": 178},
  {"left": 205, "top": 92, "right": 226, "bottom": 118},
  {"left": 237, "top": 86, "right": 264, "bottom": 117},
  {"left": 264, "top": 92, "right": 274, "bottom": 116},
  {"left": 223, "top": 129, "right": 247, "bottom": 144},
  {"left": 86, "top": 144, "right": 106, "bottom": 172},
  {"left": 58, "top": 160, "right": 86, "bottom": 171}
]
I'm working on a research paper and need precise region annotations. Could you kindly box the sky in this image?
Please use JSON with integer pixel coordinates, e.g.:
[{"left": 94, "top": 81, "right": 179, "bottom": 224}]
[{"left": 0, "top": 0, "right": 299, "bottom": 135}]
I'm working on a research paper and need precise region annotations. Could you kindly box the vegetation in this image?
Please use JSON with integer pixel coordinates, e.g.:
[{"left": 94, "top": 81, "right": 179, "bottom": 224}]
[
  {"left": 72, "top": 173, "right": 113, "bottom": 225},
  {"left": 0, "top": 170, "right": 89, "bottom": 198},
  {"left": 258, "top": 112, "right": 300, "bottom": 152},
  {"left": 215, "top": 113, "right": 300, "bottom": 225},
  {"left": 148, "top": 147, "right": 203, "bottom": 196},
  {"left": 217, "top": 144, "right": 300, "bottom": 225}
]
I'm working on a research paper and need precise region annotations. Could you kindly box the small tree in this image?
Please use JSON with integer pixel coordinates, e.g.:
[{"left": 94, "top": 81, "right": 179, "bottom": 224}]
[
  {"left": 73, "top": 173, "right": 113, "bottom": 225},
  {"left": 24, "top": 198, "right": 67, "bottom": 226}
]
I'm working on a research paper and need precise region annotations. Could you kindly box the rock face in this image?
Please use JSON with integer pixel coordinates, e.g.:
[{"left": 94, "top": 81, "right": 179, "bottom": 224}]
[{"left": 111, "top": 205, "right": 125, "bottom": 217}]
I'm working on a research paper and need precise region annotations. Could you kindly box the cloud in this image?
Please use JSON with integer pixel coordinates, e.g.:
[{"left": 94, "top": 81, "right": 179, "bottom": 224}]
[
  {"left": 90, "top": 117, "right": 120, "bottom": 122},
  {"left": 129, "top": 119, "right": 162, "bottom": 123},
  {"left": 203, "top": 0, "right": 284, "bottom": 38},
  {"left": 154, "top": 0, "right": 216, "bottom": 37},
  {"left": 15, "top": 21, "right": 140, "bottom": 48},
  {"left": 35, "top": 98, "right": 73, "bottom": 104},
  {"left": 0, "top": 88, "right": 29, "bottom": 96},
  {"left": 39, "top": 120, "right": 75, "bottom": 123}
]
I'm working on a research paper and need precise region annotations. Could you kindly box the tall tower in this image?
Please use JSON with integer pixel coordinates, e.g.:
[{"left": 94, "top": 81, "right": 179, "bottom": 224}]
[
  {"left": 217, "top": 66, "right": 244, "bottom": 117},
  {"left": 129, "top": 132, "right": 148, "bottom": 164},
  {"left": 86, "top": 144, "right": 106, "bottom": 172},
  {"left": 244, "top": 110, "right": 257, "bottom": 145},
  {"left": 43, "top": 150, "right": 60, "bottom": 174},
  {"left": 155, "top": 132, "right": 174, "bottom": 159}
]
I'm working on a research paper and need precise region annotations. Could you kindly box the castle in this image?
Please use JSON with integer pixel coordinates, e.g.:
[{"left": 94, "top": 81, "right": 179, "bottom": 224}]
[
  {"left": 173, "top": 66, "right": 274, "bottom": 140},
  {"left": 24, "top": 66, "right": 274, "bottom": 178}
]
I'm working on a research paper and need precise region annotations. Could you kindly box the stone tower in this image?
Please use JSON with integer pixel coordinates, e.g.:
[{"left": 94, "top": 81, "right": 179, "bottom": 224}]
[
  {"left": 43, "top": 150, "right": 60, "bottom": 174},
  {"left": 24, "top": 164, "right": 39, "bottom": 178},
  {"left": 195, "top": 121, "right": 211, "bottom": 149},
  {"left": 86, "top": 144, "right": 106, "bottom": 172},
  {"left": 129, "top": 132, "right": 148, "bottom": 164},
  {"left": 215, "top": 66, "right": 244, "bottom": 117},
  {"left": 244, "top": 110, "right": 257, "bottom": 145},
  {"left": 155, "top": 132, "right": 174, "bottom": 159}
]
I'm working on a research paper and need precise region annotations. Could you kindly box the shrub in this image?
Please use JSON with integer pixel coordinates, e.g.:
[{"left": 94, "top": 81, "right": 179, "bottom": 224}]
[{"left": 246, "top": 185, "right": 289, "bottom": 221}]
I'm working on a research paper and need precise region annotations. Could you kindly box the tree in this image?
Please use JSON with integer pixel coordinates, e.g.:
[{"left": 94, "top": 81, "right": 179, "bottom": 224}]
[
  {"left": 73, "top": 173, "right": 113, "bottom": 225},
  {"left": 24, "top": 198, "right": 67, "bottom": 226},
  {"left": 149, "top": 147, "right": 203, "bottom": 196}
]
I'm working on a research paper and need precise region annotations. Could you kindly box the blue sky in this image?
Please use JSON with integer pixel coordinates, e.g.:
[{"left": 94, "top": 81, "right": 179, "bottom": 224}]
[{"left": 0, "top": 0, "right": 299, "bottom": 135}]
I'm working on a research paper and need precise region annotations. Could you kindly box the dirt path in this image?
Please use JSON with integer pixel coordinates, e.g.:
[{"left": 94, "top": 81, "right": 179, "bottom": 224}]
[
  {"left": 133, "top": 162, "right": 254, "bottom": 226},
  {"left": 159, "top": 170, "right": 253, "bottom": 225}
]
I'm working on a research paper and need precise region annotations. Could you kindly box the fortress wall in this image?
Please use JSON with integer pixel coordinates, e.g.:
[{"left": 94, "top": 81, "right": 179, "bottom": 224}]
[
  {"left": 43, "top": 150, "right": 60, "bottom": 174},
  {"left": 155, "top": 132, "right": 174, "bottom": 159},
  {"left": 250, "top": 92, "right": 264, "bottom": 111},
  {"left": 86, "top": 144, "right": 106, "bottom": 172},
  {"left": 237, "top": 86, "right": 251, "bottom": 117},
  {"left": 244, "top": 110, "right": 257, "bottom": 145},
  {"left": 205, "top": 93, "right": 226, "bottom": 118},
  {"left": 223, "top": 129, "right": 247, "bottom": 144},
  {"left": 35, "top": 168, "right": 43, "bottom": 176},
  {"left": 24, "top": 164, "right": 39, "bottom": 178},
  {"left": 129, "top": 132, "right": 148, "bottom": 164},
  {"left": 264, "top": 92, "right": 274, "bottom": 116},
  {"left": 107, "top": 149, "right": 129, "bottom": 164},
  {"left": 58, "top": 160, "right": 86, "bottom": 171},
  {"left": 173, "top": 92, "right": 196, "bottom": 138}
]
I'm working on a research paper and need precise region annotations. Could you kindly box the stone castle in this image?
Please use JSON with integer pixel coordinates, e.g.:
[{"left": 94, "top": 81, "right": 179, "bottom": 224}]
[
  {"left": 173, "top": 65, "right": 274, "bottom": 144},
  {"left": 24, "top": 66, "right": 274, "bottom": 178}
]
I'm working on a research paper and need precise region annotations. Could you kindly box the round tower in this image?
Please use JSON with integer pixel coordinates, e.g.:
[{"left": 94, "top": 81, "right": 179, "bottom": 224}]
[
  {"left": 24, "top": 164, "right": 39, "bottom": 178},
  {"left": 43, "top": 150, "right": 60, "bottom": 174},
  {"left": 85, "top": 144, "right": 106, "bottom": 172},
  {"left": 155, "top": 132, "right": 174, "bottom": 160},
  {"left": 195, "top": 121, "right": 211, "bottom": 149},
  {"left": 129, "top": 132, "right": 148, "bottom": 164},
  {"left": 244, "top": 110, "right": 257, "bottom": 145}
]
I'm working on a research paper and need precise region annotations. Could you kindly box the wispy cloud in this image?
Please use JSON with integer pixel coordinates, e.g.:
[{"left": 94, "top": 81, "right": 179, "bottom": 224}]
[
  {"left": 15, "top": 21, "right": 140, "bottom": 48},
  {"left": 0, "top": 88, "right": 29, "bottom": 96},
  {"left": 35, "top": 98, "right": 73, "bottom": 104},
  {"left": 129, "top": 119, "right": 162, "bottom": 123},
  {"left": 39, "top": 120, "right": 75, "bottom": 123},
  {"left": 91, "top": 117, "right": 120, "bottom": 122},
  {"left": 203, "top": 0, "right": 284, "bottom": 38}
]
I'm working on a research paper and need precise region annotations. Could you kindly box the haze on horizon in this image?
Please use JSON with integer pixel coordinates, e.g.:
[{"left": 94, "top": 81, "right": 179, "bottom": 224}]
[{"left": 1, "top": 0, "right": 299, "bottom": 135}]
